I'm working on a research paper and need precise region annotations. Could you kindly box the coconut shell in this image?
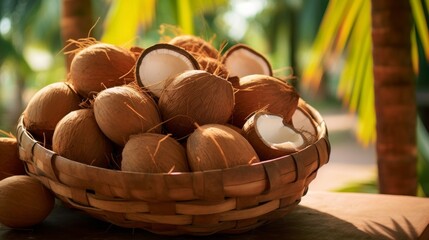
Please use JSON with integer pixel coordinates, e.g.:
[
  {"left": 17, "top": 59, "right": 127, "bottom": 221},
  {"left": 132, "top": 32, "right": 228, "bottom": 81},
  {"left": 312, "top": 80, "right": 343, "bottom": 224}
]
[
  {"left": 69, "top": 43, "right": 136, "bottom": 98},
  {"left": 93, "top": 85, "right": 162, "bottom": 146},
  {"left": 0, "top": 175, "right": 54, "bottom": 228},
  {"left": 292, "top": 106, "right": 318, "bottom": 144},
  {"left": 169, "top": 35, "right": 219, "bottom": 59},
  {"left": 187, "top": 124, "right": 259, "bottom": 171},
  {"left": 0, "top": 137, "right": 25, "bottom": 180},
  {"left": 158, "top": 70, "right": 235, "bottom": 139},
  {"left": 121, "top": 133, "right": 189, "bottom": 173},
  {"left": 242, "top": 112, "right": 307, "bottom": 160},
  {"left": 23, "top": 82, "right": 82, "bottom": 144},
  {"left": 52, "top": 109, "right": 113, "bottom": 168},
  {"left": 232, "top": 74, "right": 299, "bottom": 128}
]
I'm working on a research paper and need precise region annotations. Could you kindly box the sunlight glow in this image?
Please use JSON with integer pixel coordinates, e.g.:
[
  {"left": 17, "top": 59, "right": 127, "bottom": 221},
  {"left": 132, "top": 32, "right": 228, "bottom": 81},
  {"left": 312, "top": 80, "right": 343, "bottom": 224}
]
[{"left": 0, "top": 17, "right": 11, "bottom": 35}]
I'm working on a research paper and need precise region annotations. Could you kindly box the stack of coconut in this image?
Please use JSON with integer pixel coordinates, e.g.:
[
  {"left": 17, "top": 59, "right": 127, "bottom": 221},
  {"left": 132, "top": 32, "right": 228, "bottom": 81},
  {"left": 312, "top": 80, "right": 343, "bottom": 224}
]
[{"left": 21, "top": 35, "right": 319, "bottom": 174}]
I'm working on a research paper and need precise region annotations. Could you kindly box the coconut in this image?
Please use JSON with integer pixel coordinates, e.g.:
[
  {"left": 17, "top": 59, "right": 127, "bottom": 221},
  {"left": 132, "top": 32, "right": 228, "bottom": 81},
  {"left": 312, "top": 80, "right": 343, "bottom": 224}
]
[
  {"left": 130, "top": 46, "right": 144, "bottom": 60},
  {"left": 232, "top": 74, "right": 299, "bottom": 128},
  {"left": 23, "top": 82, "right": 81, "bottom": 144},
  {"left": 121, "top": 133, "right": 189, "bottom": 173},
  {"left": 187, "top": 124, "right": 259, "bottom": 171},
  {"left": 222, "top": 44, "right": 272, "bottom": 78},
  {"left": 93, "top": 85, "right": 162, "bottom": 146},
  {"left": 0, "top": 175, "right": 54, "bottom": 228},
  {"left": 52, "top": 109, "right": 113, "bottom": 168},
  {"left": 168, "top": 35, "right": 219, "bottom": 59},
  {"left": 158, "top": 70, "right": 235, "bottom": 139},
  {"left": 242, "top": 112, "right": 308, "bottom": 160},
  {"left": 69, "top": 42, "right": 136, "bottom": 98},
  {"left": 197, "top": 56, "right": 229, "bottom": 79},
  {"left": 135, "top": 43, "right": 200, "bottom": 98},
  {"left": 0, "top": 137, "right": 25, "bottom": 180}
]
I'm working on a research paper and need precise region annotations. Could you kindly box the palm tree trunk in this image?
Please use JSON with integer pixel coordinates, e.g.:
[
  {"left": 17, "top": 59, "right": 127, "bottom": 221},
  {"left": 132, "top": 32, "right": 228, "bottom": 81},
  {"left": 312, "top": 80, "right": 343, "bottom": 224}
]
[
  {"left": 61, "top": 0, "right": 94, "bottom": 72},
  {"left": 371, "top": 0, "right": 417, "bottom": 195}
]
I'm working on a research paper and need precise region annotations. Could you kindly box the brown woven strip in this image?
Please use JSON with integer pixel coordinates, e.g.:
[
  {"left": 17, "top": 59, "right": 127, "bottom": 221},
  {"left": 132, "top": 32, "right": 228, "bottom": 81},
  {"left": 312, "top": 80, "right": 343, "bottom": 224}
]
[
  {"left": 193, "top": 170, "right": 224, "bottom": 200},
  {"left": 236, "top": 196, "right": 259, "bottom": 210},
  {"left": 148, "top": 202, "right": 176, "bottom": 215},
  {"left": 262, "top": 160, "right": 282, "bottom": 192}
]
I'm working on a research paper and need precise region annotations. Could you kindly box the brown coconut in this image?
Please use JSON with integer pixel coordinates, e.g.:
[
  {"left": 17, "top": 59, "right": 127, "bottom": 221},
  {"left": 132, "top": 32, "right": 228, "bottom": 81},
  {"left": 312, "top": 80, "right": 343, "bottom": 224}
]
[
  {"left": 158, "top": 70, "right": 235, "bottom": 139},
  {"left": 168, "top": 35, "right": 219, "bottom": 59},
  {"left": 69, "top": 43, "right": 136, "bottom": 98},
  {"left": 187, "top": 124, "right": 259, "bottom": 171},
  {"left": 222, "top": 44, "right": 273, "bottom": 78},
  {"left": 0, "top": 175, "right": 54, "bottom": 228},
  {"left": 232, "top": 74, "right": 299, "bottom": 128},
  {"left": 52, "top": 109, "right": 113, "bottom": 168},
  {"left": 197, "top": 56, "right": 229, "bottom": 79},
  {"left": 242, "top": 112, "right": 308, "bottom": 160},
  {"left": 93, "top": 85, "right": 162, "bottom": 146},
  {"left": 0, "top": 137, "right": 25, "bottom": 180},
  {"left": 23, "top": 82, "right": 81, "bottom": 144},
  {"left": 121, "top": 133, "right": 189, "bottom": 173}
]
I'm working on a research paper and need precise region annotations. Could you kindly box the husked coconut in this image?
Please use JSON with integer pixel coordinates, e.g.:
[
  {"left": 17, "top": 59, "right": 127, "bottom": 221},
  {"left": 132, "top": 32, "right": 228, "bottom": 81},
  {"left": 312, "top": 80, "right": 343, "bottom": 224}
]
[
  {"left": 69, "top": 42, "right": 136, "bottom": 98},
  {"left": 52, "top": 109, "right": 113, "bottom": 168},
  {"left": 158, "top": 70, "right": 235, "bottom": 139},
  {"left": 135, "top": 43, "right": 200, "bottom": 98},
  {"left": 0, "top": 137, "right": 25, "bottom": 180},
  {"left": 222, "top": 44, "right": 272, "bottom": 78},
  {"left": 243, "top": 112, "right": 308, "bottom": 160},
  {"left": 169, "top": 35, "right": 219, "bottom": 59},
  {"left": 232, "top": 74, "right": 299, "bottom": 128},
  {"left": 0, "top": 175, "right": 54, "bottom": 228},
  {"left": 121, "top": 133, "right": 189, "bottom": 173},
  {"left": 93, "top": 85, "right": 162, "bottom": 146},
  {"left": 187, "top": 124, "right": 259, "bottom": 171},
  {"left": 23, "top": 82, "right": 81, "bottom": 143}
]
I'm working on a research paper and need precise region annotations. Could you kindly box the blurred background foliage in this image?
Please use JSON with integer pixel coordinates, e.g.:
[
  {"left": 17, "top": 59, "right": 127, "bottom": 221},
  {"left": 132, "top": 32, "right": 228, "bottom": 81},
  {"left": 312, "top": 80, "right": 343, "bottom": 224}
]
[{"left": 0, "top": 0, "right": 428, "bottom": 194}]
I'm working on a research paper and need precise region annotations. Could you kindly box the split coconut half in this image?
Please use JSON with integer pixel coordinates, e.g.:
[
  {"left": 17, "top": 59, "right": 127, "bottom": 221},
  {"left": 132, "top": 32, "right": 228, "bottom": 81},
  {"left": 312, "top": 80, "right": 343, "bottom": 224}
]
[
  {"left": 135, "top": 43, "right": 200, "bottom": 98},
  {"left": 222, "top": 44, "right": 272, "bottom": 78},
  {"left": 243, "top": 112, "right": 311, "bottom": 160}
]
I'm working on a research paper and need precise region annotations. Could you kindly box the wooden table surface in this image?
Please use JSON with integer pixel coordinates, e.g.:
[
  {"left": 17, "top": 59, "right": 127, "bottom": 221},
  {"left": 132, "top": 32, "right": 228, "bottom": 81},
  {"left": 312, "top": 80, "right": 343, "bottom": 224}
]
[{"left": 1, "top": 191, "right": 428, "bottom": 240}]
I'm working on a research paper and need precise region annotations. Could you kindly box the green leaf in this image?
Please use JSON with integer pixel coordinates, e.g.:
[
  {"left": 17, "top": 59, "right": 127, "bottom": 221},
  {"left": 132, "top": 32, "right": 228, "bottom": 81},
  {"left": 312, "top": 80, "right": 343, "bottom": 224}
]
[
  {"left": 177, "top": 0, "right": 194, "bottom": 34},
  {"left": 411, "top": 0, "right": 429, "bottom": 61}
]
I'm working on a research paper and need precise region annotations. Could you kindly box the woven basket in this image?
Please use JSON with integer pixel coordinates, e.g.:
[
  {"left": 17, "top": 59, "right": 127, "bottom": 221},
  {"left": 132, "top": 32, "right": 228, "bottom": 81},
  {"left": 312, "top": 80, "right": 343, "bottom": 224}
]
[{"left": 16, "top": 102, "right": 330, "bottom": 236}]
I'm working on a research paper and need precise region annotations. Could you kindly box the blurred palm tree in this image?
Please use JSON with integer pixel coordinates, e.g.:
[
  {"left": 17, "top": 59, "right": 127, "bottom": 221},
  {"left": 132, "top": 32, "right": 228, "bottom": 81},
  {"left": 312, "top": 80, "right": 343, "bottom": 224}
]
[{"left": 302, "top": 0, "right": 429, "bottom": 196}]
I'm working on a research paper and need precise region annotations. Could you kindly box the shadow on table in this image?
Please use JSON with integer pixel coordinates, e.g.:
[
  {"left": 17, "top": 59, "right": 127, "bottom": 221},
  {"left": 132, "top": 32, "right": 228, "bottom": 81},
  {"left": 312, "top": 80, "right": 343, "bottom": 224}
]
[{"left": 0, "top": 202, "right": 412, "bottom": 240}]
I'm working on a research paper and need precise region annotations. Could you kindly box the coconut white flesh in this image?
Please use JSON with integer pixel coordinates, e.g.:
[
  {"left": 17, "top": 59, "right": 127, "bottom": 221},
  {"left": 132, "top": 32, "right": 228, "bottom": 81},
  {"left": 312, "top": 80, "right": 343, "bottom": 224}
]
[
  {"left": 138, "top": 48, "right": 197, "bottom": 97},
  {"left": 224, "top": 49, "right": 271, "bottom": 78},
  {"left": 256, "top": 114, "right": 304, "bottom": 150}
]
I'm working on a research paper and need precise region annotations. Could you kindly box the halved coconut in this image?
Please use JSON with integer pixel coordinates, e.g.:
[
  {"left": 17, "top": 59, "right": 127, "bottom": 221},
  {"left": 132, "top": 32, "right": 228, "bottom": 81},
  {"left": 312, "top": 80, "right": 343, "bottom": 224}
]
[
  {"left": 243, "top": 112, "right": 308, "bottom": 160},
  {"left": 232, "top": 74, "right": 299, "bottom": 128},
  {"left": 222, "top": 44, "right": 272, "bottom": 78},
  {"left": 93, "top": 85, "right": 162, "bottom": 146},
  {"left": 121, "top": 133, "right": 189, "bottom": 173},
  {"left": 158, "top": 70, "right": 234, "bottom": 139},
  {"left": 187, "top": 124, "right": 259, "bottom": 171},
  {"left": 168, "top": 35, "right": 219, "bottom": 59},
  {"left": 135, "top": 43, "right": 200, "bottom": 98}
]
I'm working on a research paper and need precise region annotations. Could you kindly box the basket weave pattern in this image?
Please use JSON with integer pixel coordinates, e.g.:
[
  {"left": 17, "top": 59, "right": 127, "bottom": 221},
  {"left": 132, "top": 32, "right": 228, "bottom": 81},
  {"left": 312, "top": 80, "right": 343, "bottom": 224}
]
[{"left": 17, "top": 103, "right": 330, "bottom": 236}]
